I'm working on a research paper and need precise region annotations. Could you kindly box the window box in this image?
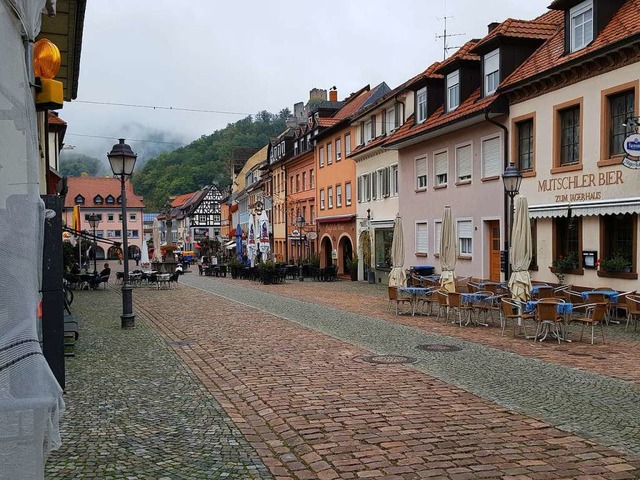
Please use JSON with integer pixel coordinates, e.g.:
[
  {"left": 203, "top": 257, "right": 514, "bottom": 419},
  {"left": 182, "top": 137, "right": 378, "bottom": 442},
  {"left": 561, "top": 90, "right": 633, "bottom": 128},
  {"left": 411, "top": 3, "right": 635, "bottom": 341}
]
[
  {"left": 597, "top": 270, "right": 637, "bottom": 280},
  {"left": 549, "top": 266, "right": 584, "bottom": 276}
]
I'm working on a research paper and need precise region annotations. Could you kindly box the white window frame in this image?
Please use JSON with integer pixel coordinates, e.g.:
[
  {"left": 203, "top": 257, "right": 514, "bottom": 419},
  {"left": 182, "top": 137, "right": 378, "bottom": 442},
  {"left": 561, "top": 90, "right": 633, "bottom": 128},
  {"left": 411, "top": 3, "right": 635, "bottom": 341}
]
[
  {"left": 336, "top": 138, "right": 341, "bottom": 161},
  {"left": 570, "top": 0, "right": 593, "bottom": 52},
  {"left": 364, "top": 120, "right": 373, "bottom": 143},
  {"left": 415, "top": 156, "right": 427, "bottom": 190},
  {"left": 371, "top": 171, "right": 378, "bottom": 200},
  {"left": 481, "top": 134, "right": 502, "bottom": 179},
  {"left": 380, "top": 167, "right": 390, "bottom": 198},
  {"left": 455, "top": 142, "right": 472, "bottom": 183},
  {"left": 483, "top": 48, "right": 500, "bottom": 96},
  {"left": 320, "top": 189, "right": 325, "bottom": 210},
  {"left": 364, "top": 173, "right": 371, "bottom": 202},
  {"left": 457, "top": 219, "right": 473, "bottom": 256},
  {"left": 327, "top": 142, "right": 333, "bottom": 165},
  {"left": 416, "top": 87, "right": 427, "bottom": 123},
  {"left": 336, "top": 184, "right": 342, "bottom": 207},
  {"left": 345, "top": 182, "right": 352, "bottom": 205},
  {"left": 345, "top": 133, "right": 351, "bottom": 155},
  {"left": 391, "top": 164, "right": 399, "bottom": 196},
  {"left": 327, "top": 186, "right": 333, "bottom": 209},
  {"left": 386, "top": 106, "right": 396, "bottom": 132},
  {"left": 415, "top": 221, "right": 428, "bottom": 254},
  {"left": 446, "top": 70, "right": 460, "bottom": 112},
  {"left": 434, "top": 220, "right": 442, "bottom": 255},
  {"left": 434, "top": 149, "right": 448, "bottom": 187}
]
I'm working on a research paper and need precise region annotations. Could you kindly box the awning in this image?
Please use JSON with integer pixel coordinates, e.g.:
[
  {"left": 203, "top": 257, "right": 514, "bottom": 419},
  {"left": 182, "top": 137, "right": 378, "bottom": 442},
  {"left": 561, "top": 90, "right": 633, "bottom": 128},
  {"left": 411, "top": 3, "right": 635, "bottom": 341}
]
[{"left": 529, "top": 197, "right": 640, "bottom": 219}]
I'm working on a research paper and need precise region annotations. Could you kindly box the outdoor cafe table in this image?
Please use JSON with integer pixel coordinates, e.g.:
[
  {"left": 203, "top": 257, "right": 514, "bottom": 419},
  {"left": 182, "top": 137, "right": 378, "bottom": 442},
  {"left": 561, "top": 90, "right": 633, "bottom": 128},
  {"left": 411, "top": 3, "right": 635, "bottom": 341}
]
[
  {"left": 398, "top": 286, "right": 434, "bottom": 316},
  {"left": 580, "top": 290, "right": 619, "bottom": 303},
  {"left": 524, "top": 300, "right": 574, "bottom": 342},
  {"left": 530, "top": 284, "right": 552, "bottom": 295},
  {"left": 461, "top": 292, "right": 494, "bottom": 326}
]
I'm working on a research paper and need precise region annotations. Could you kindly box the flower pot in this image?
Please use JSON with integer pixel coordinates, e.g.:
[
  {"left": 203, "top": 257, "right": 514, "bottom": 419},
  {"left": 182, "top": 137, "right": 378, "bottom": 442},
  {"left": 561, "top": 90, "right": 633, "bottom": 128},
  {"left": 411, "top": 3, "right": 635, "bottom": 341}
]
[{"left": 350, "top": 270, "right": 358, "bottom": 281}]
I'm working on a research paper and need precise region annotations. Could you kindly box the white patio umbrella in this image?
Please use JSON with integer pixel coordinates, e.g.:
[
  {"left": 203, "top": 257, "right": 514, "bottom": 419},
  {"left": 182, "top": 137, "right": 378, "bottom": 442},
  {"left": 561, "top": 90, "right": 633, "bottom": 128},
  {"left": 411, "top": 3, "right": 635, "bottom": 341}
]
[
  {"left": 140, "top": 238, "right": 150, "bottom": 265},
  {"left": 247, "top": 214, "right": 257, "bottom": 266},
  {"left": 152, "top": 218, "right": 162, "bottom": 262},
  {"left": 258, "top": 210, "right": 270, "bottom": 257},
  {"left": 388, "top": 214, "right": 406, "bottom": 287},
  {"left": 508, "top": 195, "right": 533, "bottom": 301},
  {"left": 439, "top": 206, "right": 457, "bottom": 292}
]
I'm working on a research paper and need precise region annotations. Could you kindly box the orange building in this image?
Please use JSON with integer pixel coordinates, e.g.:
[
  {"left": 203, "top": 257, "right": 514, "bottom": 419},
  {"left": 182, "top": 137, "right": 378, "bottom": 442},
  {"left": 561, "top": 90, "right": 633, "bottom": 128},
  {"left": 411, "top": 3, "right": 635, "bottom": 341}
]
[{"left": 314, "top": 84, "right": 390, "bottom": 272}]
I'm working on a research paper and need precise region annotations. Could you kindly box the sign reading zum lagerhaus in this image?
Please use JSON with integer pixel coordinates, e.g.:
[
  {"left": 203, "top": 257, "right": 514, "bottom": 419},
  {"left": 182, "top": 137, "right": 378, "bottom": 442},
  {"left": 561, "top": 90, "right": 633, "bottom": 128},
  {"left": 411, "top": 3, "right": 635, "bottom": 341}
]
[{"left": 622, "top": 133, "right": 640, "bottom": 169}]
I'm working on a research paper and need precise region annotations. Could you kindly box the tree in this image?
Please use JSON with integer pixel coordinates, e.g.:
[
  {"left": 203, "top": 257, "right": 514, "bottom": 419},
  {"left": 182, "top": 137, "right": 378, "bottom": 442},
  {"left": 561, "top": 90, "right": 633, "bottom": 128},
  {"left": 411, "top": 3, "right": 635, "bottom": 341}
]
[{"left": 59, "top": 153, "right": 107, "bottom": 177}]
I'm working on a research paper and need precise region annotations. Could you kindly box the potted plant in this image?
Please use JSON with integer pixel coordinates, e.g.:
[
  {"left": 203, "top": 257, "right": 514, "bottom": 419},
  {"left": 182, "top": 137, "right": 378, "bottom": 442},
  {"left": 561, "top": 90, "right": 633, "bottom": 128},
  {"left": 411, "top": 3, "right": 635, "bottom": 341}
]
[
  {"left": 228, "top": 257, "right": 242, "bottom": 279},
  {"left": 599, "top": 251, "right": 632, "bottom": 272},
  {"left": 550, "top": 251, "right": 579, "bottom": 284},
  {"left": 346, "top": 256, "right": 359, "bottom": 281},
  {"left": 258, "top": 260, "right": 277, "bottom": 284}
]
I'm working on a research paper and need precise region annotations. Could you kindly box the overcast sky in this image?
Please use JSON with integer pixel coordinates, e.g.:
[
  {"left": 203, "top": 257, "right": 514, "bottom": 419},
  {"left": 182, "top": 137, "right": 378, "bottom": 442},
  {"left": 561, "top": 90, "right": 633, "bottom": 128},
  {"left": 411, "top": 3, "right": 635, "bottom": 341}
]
[{"left": 60, "top": 0, "right": 552, "bottom": 164}]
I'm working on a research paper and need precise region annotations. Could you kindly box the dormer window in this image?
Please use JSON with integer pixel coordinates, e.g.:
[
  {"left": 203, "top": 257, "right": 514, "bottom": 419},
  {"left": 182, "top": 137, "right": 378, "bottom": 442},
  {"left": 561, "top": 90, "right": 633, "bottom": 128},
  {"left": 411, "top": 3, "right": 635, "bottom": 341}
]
[
  {"left": 75, "top": 195, "right": 84, "bottom": 205},
  {"left": 117, "top": 196, "right": 122, "bottom": 204},
  {"left": 446, "top": 71, "right": 460, "bottom": 112},
  {"left": 570, "top": 0, "right": 593, "bottom": 52},
  {"left": 364, "top": 119, "right": 373, "bottom": 143},
  {"left": 483, "top": 49, "right": 499, "bottom": 96},
  {"left": 94, "top": 195, "right": 103, "bottom": 205},
  {"left": 386, "top": 106, "right": 396, "bottom": 132},
  {"left": 106, "top": 195, "right": 115, "bottom": 204},
  {"left": 416, "top": 87, "right": 427, "bottom": 123}
]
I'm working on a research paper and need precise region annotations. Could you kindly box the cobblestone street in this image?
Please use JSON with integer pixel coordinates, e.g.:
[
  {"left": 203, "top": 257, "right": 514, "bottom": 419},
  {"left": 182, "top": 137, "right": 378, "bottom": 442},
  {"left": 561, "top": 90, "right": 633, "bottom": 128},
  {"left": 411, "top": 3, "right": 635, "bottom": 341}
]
[{"left": 46, "top": 273, "right": 640, "bottom": 479}]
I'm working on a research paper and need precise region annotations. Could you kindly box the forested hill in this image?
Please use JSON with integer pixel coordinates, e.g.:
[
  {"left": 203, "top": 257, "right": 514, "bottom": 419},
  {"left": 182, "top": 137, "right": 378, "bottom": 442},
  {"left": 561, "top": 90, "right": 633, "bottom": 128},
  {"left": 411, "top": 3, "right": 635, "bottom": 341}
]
[{"left": 133, "top": 110, "right": 288, "bottom": 211}]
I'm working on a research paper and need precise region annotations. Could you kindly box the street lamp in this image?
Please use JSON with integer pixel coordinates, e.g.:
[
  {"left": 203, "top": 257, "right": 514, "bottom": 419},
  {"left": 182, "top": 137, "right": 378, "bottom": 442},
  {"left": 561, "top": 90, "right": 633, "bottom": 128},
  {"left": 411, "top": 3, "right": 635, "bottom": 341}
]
[
  {"left": 108, "top": 139, "right": 137, "bottom": 329},
  {"left": 296, "top": 214, "right": 306, "bottom": 281},
  {"left": 502, "top": 161, "right": 522, "bottom": 282},
  {"left": 87, "top": 213, "right": 100, "bottom": 274}
]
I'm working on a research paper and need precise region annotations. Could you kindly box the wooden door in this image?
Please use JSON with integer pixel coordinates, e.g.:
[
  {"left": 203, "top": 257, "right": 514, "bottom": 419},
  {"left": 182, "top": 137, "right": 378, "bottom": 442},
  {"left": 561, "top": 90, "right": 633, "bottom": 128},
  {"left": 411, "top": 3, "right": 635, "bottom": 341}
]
[{"left": 488, "top": 221, "right": 501, "bottom": 282}]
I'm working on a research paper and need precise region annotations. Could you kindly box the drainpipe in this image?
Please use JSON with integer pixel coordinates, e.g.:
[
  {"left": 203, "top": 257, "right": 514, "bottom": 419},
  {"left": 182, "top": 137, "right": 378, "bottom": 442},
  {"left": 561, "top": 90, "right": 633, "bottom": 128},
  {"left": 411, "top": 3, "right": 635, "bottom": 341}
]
[{"left": 484, "top": 106, "right": 509, "bottom": 282}]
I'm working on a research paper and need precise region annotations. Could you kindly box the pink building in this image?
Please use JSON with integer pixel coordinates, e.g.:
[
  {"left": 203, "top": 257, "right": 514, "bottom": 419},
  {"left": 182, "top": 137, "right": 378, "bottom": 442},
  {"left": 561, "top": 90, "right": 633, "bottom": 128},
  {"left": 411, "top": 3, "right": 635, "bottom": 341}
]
[{"left": 64, "top": 177, "right": 145, "bottom": 260}]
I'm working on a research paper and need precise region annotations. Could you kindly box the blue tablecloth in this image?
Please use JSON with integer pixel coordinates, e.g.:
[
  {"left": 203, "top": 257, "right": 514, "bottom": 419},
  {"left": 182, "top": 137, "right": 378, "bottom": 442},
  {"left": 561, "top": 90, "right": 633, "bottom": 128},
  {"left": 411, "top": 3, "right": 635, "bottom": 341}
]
[
  {"left": 461, "top": 292, "right": 492, "bottom": 304},
  {"left": 580, "top": 290, "right": 618, "bottom": 303},
  {"left": 399, "top": 287, "right": 433, "bottom": 297},
  {"left": 530, "top": 284, "right": 552, "bottom": 294},
  {"left": 525, "top": 301, "right": 573, "bottom": 314},
  {"left": 478, "top": 282, "right": 507, "bottom": 289}
]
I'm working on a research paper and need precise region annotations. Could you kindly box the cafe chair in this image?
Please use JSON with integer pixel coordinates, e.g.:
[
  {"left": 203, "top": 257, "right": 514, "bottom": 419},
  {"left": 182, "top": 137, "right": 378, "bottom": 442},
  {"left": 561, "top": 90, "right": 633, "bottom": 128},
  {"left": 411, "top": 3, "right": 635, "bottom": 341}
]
[
  {"left": 536, "top": 286, "right": 554, "bottom": 299},
  {"left": 415, "top": 288, "right": 437, "bottom": 316},
  {"left": 553, "top": 284, "right": 571, "bottom": 296},
  {"left": 625, "top": 294, "right": 640, "bottom": 331},
  {"left": 570, "top": 302, "right": 607, "bottom": 344},
  {"left": 467, "top": 281, "right": 481, "bottom": 292},
  {"left": 436, "top": 289, "right": 449, "bottom": 322},
  {"left": 500, "top": 298, "right": 534, "bottom": 337},
  {"left": 565, "top": 290, "right": 585, "bottom": 307},
  {"left": 534, "top": 298, "right": 563, "bottom": 344},
  {"left": 387, "top": 286, "right": 411, "bottom": 315},
  {"left": 447, "top": 292, "right": 474, "bottom": 327}
]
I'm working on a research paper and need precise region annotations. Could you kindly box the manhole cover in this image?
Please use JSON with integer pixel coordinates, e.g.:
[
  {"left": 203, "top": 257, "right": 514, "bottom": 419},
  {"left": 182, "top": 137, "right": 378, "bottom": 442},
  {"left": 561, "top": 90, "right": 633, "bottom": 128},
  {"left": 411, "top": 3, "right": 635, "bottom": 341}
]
[
  {"left": 415, "top": 344, "right": 462, "bottom": 352},
  {"left": 166, "top": 339, "right": 194, "bottom": 347},
  {"left": 361, "top": 355, "right": 417, "bottom": 364}
]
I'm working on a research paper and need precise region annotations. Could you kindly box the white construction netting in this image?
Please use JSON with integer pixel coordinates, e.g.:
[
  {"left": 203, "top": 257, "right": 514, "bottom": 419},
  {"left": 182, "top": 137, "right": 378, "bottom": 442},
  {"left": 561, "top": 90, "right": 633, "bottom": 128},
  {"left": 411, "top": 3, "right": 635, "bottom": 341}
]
[{"left": 0, "top": 1, "right": 65, "bottom": 479}]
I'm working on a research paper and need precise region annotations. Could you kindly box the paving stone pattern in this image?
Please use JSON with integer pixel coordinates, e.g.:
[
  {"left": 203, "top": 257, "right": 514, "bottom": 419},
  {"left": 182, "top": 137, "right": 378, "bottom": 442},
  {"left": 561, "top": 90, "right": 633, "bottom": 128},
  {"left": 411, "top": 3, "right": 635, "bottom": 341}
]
[
  {"left": 129, "top": 276, "right": 640, "bottom": 479},
  {"left": 182, "top": 275, "right": 640, "bottom": 457},
  {"left": 45, "top": 288, "right": 272, "bottom": 479}
]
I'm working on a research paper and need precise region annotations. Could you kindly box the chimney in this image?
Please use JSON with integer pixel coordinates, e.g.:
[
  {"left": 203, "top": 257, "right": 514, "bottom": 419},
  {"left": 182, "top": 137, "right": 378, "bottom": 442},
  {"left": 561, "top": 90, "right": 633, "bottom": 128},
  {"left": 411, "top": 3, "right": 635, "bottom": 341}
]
[
  {"left": 488, "top": 22, "right": 499, "bottom": 33},
  {"left": 329, "top": 86, "right": 338, "bottom": 102}
]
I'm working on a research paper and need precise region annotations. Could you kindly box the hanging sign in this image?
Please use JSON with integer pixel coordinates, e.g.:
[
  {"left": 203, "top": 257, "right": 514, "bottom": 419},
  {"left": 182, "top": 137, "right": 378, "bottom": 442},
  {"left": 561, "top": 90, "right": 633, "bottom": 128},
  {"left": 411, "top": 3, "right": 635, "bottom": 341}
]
[{"left": 622, "top": 133, "right": 640, "bottom": 169}]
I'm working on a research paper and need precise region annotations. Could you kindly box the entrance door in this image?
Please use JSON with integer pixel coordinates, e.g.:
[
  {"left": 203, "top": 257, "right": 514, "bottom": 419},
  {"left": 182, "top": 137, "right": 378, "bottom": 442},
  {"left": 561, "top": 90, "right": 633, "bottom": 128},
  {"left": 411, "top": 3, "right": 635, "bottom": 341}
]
[{"left": 488, "top": 221, "right": 501, "bottom": 282}]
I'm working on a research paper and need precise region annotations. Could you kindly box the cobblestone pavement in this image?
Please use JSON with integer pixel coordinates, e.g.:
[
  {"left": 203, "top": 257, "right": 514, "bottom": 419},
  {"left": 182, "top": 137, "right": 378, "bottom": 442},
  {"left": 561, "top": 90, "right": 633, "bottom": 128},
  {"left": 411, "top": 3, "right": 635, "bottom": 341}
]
[{"left": 45, "top": 287, "right": 272, "bottom": 479}]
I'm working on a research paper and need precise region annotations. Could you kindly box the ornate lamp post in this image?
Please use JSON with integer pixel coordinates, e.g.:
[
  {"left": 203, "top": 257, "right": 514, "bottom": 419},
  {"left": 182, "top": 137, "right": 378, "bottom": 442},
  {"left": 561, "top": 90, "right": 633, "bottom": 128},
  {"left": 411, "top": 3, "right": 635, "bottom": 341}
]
[
  {"left": 108, "top": 139, "right": 137, "bottom": 329},
  {"left": 502, "top": 161, "right": 522, "bottom": 282},
  {"left": 296, "top": 214, "right": 306, "bottom": 281},
  {"left": 87, "top": 213, "right": 100, "bottom": 274}
]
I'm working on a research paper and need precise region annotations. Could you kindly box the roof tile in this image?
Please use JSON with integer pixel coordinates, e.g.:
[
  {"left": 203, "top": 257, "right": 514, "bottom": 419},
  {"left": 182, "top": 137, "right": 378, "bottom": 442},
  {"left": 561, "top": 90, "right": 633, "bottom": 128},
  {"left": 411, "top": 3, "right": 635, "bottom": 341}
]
[{"left": 65, "top": 176, "right": 145, "bottom": 208}]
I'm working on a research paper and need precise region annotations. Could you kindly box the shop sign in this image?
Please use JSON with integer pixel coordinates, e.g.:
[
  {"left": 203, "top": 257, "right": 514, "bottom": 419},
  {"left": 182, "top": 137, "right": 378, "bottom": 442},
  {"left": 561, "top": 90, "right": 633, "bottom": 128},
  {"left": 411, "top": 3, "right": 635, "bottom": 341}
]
[
  {"left": 622, "top": 133, "right": 640, "bottom": 169},
  {"left": 536, "top": 170, "right": 625, "bottom": 203}
]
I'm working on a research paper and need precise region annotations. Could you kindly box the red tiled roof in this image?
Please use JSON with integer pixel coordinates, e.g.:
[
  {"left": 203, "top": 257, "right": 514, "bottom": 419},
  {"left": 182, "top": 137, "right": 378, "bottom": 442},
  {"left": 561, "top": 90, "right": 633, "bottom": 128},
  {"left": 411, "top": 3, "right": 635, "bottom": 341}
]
[
  {"left": 64, "top": 176, "right": 145, "bottom": 208},
  {"left": 171, "top": 192, "right": 195, "bottom": 207},
  {"left": 332, "top": 86, "right": 376, "bottom": 121},
  {"left": 47, "top": 112, "right": 67, "bottom": 125},
  {"left": 472, "top": 15, "right": 561, "bottom": 52},
  {"left": 385, "top": 89, "right": 497, "bottom": 147},
  {"left": 317, "top": 117, "right": 339, "bottom": 127},
  {"left": 435, "top": 39, "right": 481, "bottom": 72},
  {"left": 502, "top": 0, "right": 640, "bottom": 89}
]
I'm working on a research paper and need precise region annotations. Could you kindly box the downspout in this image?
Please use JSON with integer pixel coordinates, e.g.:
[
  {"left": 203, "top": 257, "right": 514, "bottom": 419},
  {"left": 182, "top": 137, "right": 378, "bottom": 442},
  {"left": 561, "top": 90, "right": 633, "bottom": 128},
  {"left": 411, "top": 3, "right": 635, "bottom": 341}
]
[{"left": 484, "top": 105, "right": 509, "bottom": 282}]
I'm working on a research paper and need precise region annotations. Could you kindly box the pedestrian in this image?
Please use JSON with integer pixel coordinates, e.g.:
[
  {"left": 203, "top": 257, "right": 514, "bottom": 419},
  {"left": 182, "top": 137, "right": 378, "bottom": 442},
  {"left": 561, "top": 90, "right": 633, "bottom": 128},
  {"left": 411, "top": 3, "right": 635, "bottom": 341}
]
[
  {"left": 135, "top": 252, "right": 140, "bottom": 266},
  {"left": 118, "top": 250, "right": 123, "bottom": 265}
]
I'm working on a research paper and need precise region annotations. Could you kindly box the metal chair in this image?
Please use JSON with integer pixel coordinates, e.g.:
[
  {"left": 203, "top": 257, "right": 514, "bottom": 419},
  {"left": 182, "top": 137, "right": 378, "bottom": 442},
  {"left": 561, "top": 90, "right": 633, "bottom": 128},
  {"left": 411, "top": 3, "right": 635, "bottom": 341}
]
[
  {"left": 388, "top": 287, "right": 411, "bottom": 315},
  {"left": 626, "top": 294, "right": 640, "bottom": 331},
  {"left": 447, "top": 292, "right": 474, "bottom": 326},
  {"left": 534, "top": 298, "right": 563, "bottom": 344},
  {"left": 570, "top": 302, "right": 607, "bottom": 344},
  {"left": 436, "top": 289, "right": 449, "bottom": 322},
  {"left": 500, "top": 298, "right": 534, "bottom": 337}
]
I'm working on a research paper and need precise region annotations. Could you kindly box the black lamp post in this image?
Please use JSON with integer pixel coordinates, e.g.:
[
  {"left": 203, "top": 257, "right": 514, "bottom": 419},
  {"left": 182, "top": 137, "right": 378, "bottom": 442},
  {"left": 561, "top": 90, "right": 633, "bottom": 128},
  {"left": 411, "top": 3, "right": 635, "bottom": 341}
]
[
  {"left": 108, "top": 139, "right": 137, "bottom": 329},
  {"left": 296, "top": 214, "right": 306, "bottom": 281},
  {"left": 502, "top": 161, "right": 522, "bottom": 282},
  {"left": 87, "top": 213, "right": 100, "bottom": 274}
]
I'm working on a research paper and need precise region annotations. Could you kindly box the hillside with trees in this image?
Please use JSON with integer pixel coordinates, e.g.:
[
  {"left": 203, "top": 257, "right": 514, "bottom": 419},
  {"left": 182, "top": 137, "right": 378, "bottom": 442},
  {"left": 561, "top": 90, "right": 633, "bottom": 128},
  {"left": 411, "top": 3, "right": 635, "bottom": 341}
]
[
  {"left": 59, "top": 152, "right": 108, "bottom": 177},
  {"left": 133, "top": 110, "right": 288, "bottom": 211}
]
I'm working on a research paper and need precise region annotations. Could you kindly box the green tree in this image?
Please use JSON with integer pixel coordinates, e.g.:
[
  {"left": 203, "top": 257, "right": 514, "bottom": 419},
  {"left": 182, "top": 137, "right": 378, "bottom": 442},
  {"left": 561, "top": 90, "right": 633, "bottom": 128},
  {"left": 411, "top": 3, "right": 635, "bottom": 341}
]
[{"left": 59, "top": 153, "right": 107, "bottom": 177}]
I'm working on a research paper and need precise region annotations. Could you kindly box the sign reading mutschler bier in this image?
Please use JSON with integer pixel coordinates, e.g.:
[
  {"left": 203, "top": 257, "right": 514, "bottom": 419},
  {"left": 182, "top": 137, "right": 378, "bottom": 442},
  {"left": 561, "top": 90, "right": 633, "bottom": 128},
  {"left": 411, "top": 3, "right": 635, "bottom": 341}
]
[
  {"left": 622, "top": 133, "right": 640, "bottom": 169},
  {"left": 538, "top": 170, "right": 624, "bottom": 203}
]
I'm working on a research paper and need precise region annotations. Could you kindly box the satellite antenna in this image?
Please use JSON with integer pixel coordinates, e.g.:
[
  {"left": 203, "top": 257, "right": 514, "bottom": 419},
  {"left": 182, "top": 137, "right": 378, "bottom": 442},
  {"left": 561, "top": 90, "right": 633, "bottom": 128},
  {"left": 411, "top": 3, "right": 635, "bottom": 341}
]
[{"left": 435, "top": 0, "right": 465, "bottom": 60}]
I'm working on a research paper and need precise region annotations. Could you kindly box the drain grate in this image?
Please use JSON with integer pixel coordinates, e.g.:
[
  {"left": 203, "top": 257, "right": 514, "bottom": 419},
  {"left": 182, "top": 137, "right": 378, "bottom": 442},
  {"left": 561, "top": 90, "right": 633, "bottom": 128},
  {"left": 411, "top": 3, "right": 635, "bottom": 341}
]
[
  {"left": 361, "top": 355, "right": 417, "bottom": 364},
  {"left": 166, "top": 339, "right": 194, "bottom": 347},
  {"left": 415, "top": 344, "right": 462, "bottom": 352}
]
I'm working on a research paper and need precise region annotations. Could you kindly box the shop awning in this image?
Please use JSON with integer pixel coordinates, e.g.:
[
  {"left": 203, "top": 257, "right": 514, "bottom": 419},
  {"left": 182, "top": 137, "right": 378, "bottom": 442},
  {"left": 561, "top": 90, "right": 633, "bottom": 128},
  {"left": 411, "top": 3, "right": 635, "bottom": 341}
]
[{"left": 529, "top": 198, "right": 640, "bottom": 219}]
